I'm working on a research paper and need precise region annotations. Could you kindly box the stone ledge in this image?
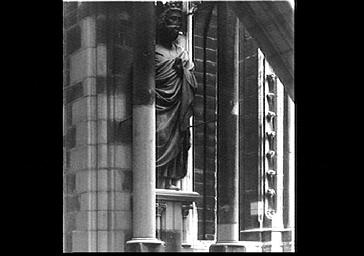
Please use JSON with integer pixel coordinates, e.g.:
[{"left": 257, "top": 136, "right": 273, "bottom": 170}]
[{"left": 156, "top": 189, "right": 200, "bottom": 203}]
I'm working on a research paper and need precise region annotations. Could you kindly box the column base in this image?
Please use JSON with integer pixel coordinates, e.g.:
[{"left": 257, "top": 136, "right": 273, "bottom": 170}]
[
  {"left": 239, "top": 228, "right": 294, "bottom": 252},
  {"left": 209, "top": 242, "right": 246, "bottom": 252},
  {"left": 126, "top": 238, "right": 165, "bottom": 252}
]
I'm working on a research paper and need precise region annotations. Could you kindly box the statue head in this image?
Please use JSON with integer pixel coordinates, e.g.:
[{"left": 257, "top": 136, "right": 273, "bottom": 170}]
[{"left": 156, "top": 1, "right": 183, "bottom": 45}]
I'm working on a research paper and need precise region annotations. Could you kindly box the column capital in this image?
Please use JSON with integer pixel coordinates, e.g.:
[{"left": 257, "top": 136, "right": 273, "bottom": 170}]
[
  {"left": 182, "top": 203, "right": 193, "bottom": 218},
  {"left": 156, "top": 202, "right": 167, "bottom": 217}
]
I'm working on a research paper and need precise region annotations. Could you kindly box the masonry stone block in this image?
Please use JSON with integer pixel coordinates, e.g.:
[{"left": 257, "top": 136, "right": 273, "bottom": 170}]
[
  {"left": 193, "top": 172, "right": 203, "bottom": 183},
  {"left": 75, "top": 121, "right": 96, "bottom": 146},
  {"left": 115, "top": 210, "right": 132, "bottom": 230},
  {"left": 97, "top": 94, "right": 108, "bottom": 120},
  {"left": 194, "top": 59, "right": 217, "bottom": 74},
  {"left": 76, "top": 210, "right": 131, "bottom": 231},
  {"left": 194, "top": 35, "right": 217, "bottom": 50},
  {"left": 99, "top": 169, "right": 123, "bottom": 192},
  {"left": 193, "top": 71, "right": 203, "bottom": 84},
  {"left": 81, "top": 16, "right": 96, "bottom": 48},
  {"left": 113, "top": 94, "right": 129, "bottom": 121},
  {"left": 66, "top": 126, "right": 76, "bottom": 148},
  {"left": 76, "top": 170, "right": 96, "bottom": 193},
  {"left": 79, "top": 191, "right": 131, "bottom": 211},
  {"left": 92, "top": 143, "right": 132, "bottom": 169},
  {"left": 83, "top": 77, "right": 97, "bottom": 96},
  {"left": 66, "top": 83, "right": 84, "bottom": 104},
  {"left": 97, "top": 120, "right": 108, "bottom": 144},
  {"left": 205, "top": 96, "right": 217, "bottom": 109},
  {"left": 64, "top": 231, "right": 73, "bottom": 252},
  {"left": 75, "top": 210, "right": 131, "bottom": 231},
  {"left": 97, "top": 143, "right": 108, "bottom": 168},
  {"left": 193, "top": 149, "right": 204, "bottom": 170},
  {"left": 97, "top": 231, "right": 125, "bottom": 252},
  {"left": 70, "top": 47, "right": 96, "bottom": 84},
  {"left": 69, "top": 145, "right": 97, "bottom": 171},
  {"left": 66, "top": 173, "right": 76, "bottom": 193},
  {"left": 194, "top": 47, "right": 217, "bottom": 62},
  {"left": 194, "top": 72, "right": 217, "bottom": 87},
  {"left": 113, "top": 144, "right": 132, "bottom": 169},
  {"left": 194, "top": 182, "right": 204, "bottom": 195},
  {"left": 120, "top": 170, "right": 132, "bottom": 192},
  {"left": 66, "top": 104, "right": 73, "bottom": 126},
  {"left": 66, "top": 25, "right": 81, "bottom": 55},
  {"left": 96, "top": 15, "right": 107, "bottom": 44},
  {"left": 114, "top": 119, "right": 132, "bottom": 144},
  {"left": 75, "top": 169, "right": 125, "bottom": 194},
  {"left": 96, "top": 76, "right": 107, "bottom": 94},
  {"left": 72, "top": 230, "right": 97, "bottom": 252},
  {"left": 75, "top": 210, "right": 97, "bottom": 230},
  {"left": 66, "top": 195, "right": 80, "bottom": 212},
  {"left": 96, "top": 44, "right": 107, "bottom": 77}
]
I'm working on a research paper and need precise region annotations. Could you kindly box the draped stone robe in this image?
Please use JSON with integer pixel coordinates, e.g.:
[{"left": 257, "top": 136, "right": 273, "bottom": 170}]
[{"left": 155, "top": 42, "right": 197, "bottom": 188}]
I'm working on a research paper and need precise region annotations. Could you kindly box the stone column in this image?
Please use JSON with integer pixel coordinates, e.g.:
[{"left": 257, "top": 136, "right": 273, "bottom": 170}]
[
  {"left": 209, "top": 2, "right": 245, "bottom": 252},
  {"left": 287, "top": 94, "right": 295, "bottom": 250},
  {"left": 125, "top": 2, "right": 164, "bottom": 252}
]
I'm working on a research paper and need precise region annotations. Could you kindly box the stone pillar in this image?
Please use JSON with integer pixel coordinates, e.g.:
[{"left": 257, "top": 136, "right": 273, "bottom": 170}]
[
  {"left": 287, "top": 94, "right": 295, "bottom": 250},
  {"left": 209, "top": 2, "right": 245, "bottom": 252},
  {"left": 125, "top": 2, "right": 164, "bottom": 252}
]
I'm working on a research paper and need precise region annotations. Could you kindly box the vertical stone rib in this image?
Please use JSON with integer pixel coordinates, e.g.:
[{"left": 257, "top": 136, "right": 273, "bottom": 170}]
[
  {"left": 216, "top": 2, "right": 239, "bottom": 242},
  {"left": 210, "top": 5, "right": 246, "bottom": 253},
  {"left": 130, "top": 1, "right": 157, "bottom": 240},
  {"left": 287, "top": 94, "right": 295, "bottom": 246}
]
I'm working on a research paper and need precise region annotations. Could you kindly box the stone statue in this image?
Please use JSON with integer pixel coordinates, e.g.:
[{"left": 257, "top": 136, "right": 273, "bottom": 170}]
[{"left": 155, "top": 2, "right": 197, "bottom": 189}]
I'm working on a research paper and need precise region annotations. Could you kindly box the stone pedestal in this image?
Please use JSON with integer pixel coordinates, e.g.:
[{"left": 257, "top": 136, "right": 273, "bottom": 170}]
[
  {"left": 209, "top": 242, "right": 246, "bottom": 252},
  {"left": 156, "top": 189, "right": 200, "bottom": 252},
  {"left": 240, "top": 228, "right": 294, "bottom": 252}
]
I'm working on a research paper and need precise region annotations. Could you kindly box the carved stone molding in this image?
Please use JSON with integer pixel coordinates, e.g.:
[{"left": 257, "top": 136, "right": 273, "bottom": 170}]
[
  {"left": 266, "top": 111, "right": 276, "bottom": 122},
  {"left": 266, "top": 150, "right": 275, "bottom": 160},
  {"left": 266, "top": 74, "right": 276, "bottom": 92},
  {"left": 182, "top": 203, "right": 193, "bottom": 218},
  {"left": 156, "top": 202, "right": 167, "bottom": 217}
]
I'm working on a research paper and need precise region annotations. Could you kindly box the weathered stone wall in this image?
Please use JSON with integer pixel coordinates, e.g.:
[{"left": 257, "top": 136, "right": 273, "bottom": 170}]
[
  {"left": 63, "top": 2, "right": 133, "bottom": 252},
  {"left": 238, "top": 25, "right": 260, "bottom": 232},
  {"left": 193, "top": 5, "right": 218, "bottom": 241}
]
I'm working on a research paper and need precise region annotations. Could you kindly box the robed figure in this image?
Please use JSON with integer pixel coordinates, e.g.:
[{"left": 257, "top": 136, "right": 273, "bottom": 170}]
[{"left": 155, "top": 2, "right": 197, "bottom": 189}]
